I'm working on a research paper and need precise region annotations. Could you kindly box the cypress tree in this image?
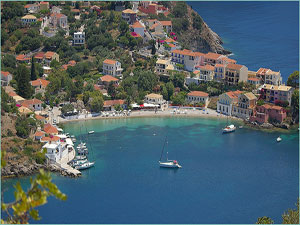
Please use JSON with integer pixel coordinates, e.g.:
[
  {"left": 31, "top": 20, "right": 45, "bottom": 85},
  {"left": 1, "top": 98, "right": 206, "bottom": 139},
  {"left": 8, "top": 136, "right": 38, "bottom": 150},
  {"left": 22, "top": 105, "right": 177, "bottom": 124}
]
[
  {"left": 16, "top": 65, "right": 32, "bottom": 99},
  {"left": 30, "top": 56, "right": 37, "bottom": 80},
  {"left": 151, "top": 42, "right": 156, "bottom": 55}
]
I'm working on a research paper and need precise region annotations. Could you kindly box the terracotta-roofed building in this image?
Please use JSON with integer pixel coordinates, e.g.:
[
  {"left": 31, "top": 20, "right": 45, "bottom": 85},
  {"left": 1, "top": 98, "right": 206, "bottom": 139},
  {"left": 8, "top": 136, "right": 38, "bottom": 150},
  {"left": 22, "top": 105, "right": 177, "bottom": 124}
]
[
  {"left": 250, "top": 104, "right": 287, "bottom": 124},
  {"left": 171, "top": 49, "right": 205, "bottom": 72},
  {"left": 34, "top": 52, "right": 45, "bottom": 63},
  {"left": 144, "top": 93, "right": 167, "bottom": 110},
  {"left": 34, "top": 131, "right": 45, "bottom": 141},
  {"left": 256, "top": 67, "right": 282, "bottom": 86},
  {"left": 49, "top": 13, "right": 68, "bottom": 28},
  {"left": 18, "top": 106, "right": 33, "bottom": 115},
  {"left": 224, "top": 63, "right": 248, "bottom": 85},
  {"left": 1, "top": 71, "right": 12, "bottom": 86},
  {"left": 35, "top": 114, "right": 46, "bottom": 123},
  {"left": 130, "top": 21, "right": 144, "bottom": 37},
  {"left": 232, "top": 92, "right": 257, "bottom": 119},
  {"left": 16, "top": 54, "right": 31, "bottom": 64},
  {"left": 61, "top": 60, "right": 76, "bottom": 70},
  {"left": 160, "top": 21, "right": 172, "bottom": 32},
  {"left": 122, "top": 9, "right": 137, "bottom": 24},
  {"left": 204, "top": 52, "right": 223, "bottom": 65},
  {"left": 24, "top": 3, "right": 40, "bottom": 13},
  {"left": 103, "top": 100, "right": 126, "bottom": 111},
  {"left": 102, "top": 59, "right": 123, "bottom": 77},
  {"left": 30, "top": 79, "right": 50, "bottom": 95},
  {"left": 259, "top": 84, "right": 294, "bottom": 106},
  {"left": 217, "top": 90, "right": 242, "bottom": 116},
  {"left": 99, "top": 75, "right": 119, "bottom": 86},
  {"left": 247, "top": 77, "right": 261, "bottom": 86},
  {"left": 44, "top": 51, "right": 59, "bottom": 65},
  {"left": 21, "top": 98, "right": 43, "bottom": 111},
  {"left": 186, "top": 91, "right": 209, "bottom": 106},
  {"left": 43, "top": 123, "right": 58, "bottom": 135}
]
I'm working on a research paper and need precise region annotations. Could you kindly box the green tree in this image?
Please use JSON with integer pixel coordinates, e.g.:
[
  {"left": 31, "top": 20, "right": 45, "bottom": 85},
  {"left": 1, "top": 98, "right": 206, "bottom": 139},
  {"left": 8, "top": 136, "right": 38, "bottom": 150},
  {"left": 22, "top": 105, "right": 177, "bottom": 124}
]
[
  {"left": 16, "top": 65, "right": 32, "bottom": 99},
  {"left": 108, "top": 82, "right": 116, "bottom": 99},
  {"left": 291, "top": 89, "right": 299, "bottom": 123},
  {"left": 282, "top": 199, "right": 299, "bottom": 224},
  {"left": 287, "top": 71, "right": 299, "bottom": 88},
  {"left": 161, "top": 84, "right": 168, "bottom": 100},
  {"left": 256, "top": 216, "right": 274, "bottom": 224},
  {"left": 2, "top": 54, "right": 16, "bottom": 69},
  {"left": 166, "top": 82, "right": 175, "bottom": 100},
  {"left": 170, "top": 72, "right": 185, "bottom": 89},
  {"left": 31, "top": 56, "right": 37, "bottom": 81},
  {"left": 151, "top": 41, "right": 156, "bottom": 55},
  {"left": 171, "top": 91, "right": 186, "bottom": 105},
  {"left": 61, "top": 104, "right": 74, "bottom": 115},
  {"left": 83, "top": 49, "right": 90, "bottom": 59},
  {"left": 90, "top": 95, "right": 104, "bottom": 112},
  {"left": 257, "top": 99, "right": 265, "bottom": 106},
  {"left": 50, "top": 59, "right": 60, "bottom": 69}
]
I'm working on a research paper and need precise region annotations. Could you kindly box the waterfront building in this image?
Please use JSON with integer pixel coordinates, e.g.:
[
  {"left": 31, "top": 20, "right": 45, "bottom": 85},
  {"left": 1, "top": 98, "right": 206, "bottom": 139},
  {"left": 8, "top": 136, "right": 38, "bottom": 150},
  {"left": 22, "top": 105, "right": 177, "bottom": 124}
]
[
  {"left": 30, "top": 78, "right": 50, "bottom": 95},
  {"left": 224, "top": 63, "right": 248, "bottom": 85},
  {"left": 1, "top": 71, "right": 12, "bottom": 86},
  {"left": 250, "top": 104, "right": 287, "bottom": 124},
  {"left": 103, "top": 100, "right": 126, "bottom": 111},
  {"left": 144, "top": 93, "right": 167, "bottom": 110},
  {"left": 256, "top": 68, "right": 282, "bottom": 86},
  {"left": 204, "top": 52, "right": 223, "bottom": 65},
  {"left": 102, "top": 59, "right": 123, "bottom": 77},
  {"left": 259, "top": 84, "right": 294, "bottom": 106},
  {"left": 232, "top": 92, "right": 257, "bottom": 119},
  {"left": 21, "top": 99, "right": 43, "bottom": 111},
  {"left": 73, "top": 31, "right": 85, "bottom": 45},
  {"left": 122, "top": 9, "right": 137, "bottom": 24},
  {"left": 216, "top": 90, "right": 243, "bottom": 116},
  {"left": 186, "top": 91, "right": 209, "bottom": 106},
  {"left": 171, "top": 49, "right": 205, "bottom": 72},
  {"left": 247, "top": 77, "right": 260, "bottom": 86},
  {"left": 43, "top": 123, "right": 58, "bottom": 135}
]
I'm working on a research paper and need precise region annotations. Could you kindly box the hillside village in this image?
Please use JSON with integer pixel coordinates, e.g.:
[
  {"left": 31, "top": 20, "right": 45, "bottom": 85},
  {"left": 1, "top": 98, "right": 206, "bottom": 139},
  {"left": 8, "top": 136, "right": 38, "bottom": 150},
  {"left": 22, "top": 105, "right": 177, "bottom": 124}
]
[{"left": 1, "top": 1, "right": 299, "bottom": 174}]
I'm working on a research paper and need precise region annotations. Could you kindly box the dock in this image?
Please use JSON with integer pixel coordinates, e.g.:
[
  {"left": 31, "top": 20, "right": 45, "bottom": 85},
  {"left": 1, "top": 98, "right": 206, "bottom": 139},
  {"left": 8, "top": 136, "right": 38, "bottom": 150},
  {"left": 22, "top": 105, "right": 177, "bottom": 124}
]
[{"left": 57, "top": 148, "right": 81, "bottom": 176}]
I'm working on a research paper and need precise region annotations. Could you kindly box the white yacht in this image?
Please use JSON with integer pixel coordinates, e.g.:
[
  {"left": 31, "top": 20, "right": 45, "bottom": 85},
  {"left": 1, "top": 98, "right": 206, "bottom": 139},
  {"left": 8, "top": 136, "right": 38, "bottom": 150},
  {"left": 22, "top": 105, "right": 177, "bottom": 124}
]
[
  {"left": 159, "top": 137, "right": 181, "bottom": 169},
  {"left": 223, "top": 124, "right": 236, "bottom": 133}
]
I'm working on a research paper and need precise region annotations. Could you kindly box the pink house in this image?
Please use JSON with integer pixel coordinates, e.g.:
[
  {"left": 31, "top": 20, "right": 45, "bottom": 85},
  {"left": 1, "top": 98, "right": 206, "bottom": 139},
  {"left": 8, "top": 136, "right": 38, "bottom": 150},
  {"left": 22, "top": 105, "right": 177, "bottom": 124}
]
[{"left": 250, "top": 104, "right": 286, "bottom": 124}]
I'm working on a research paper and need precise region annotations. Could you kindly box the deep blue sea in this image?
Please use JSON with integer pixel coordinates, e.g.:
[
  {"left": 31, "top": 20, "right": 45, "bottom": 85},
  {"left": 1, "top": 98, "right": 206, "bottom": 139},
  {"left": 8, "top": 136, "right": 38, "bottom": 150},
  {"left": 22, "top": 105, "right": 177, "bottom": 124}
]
[
  {"left": 188, "top": 1, "right": 299, "bottom": 82},
  {"left": 2, "top": 117, "right": 299, "bottom": 224}
]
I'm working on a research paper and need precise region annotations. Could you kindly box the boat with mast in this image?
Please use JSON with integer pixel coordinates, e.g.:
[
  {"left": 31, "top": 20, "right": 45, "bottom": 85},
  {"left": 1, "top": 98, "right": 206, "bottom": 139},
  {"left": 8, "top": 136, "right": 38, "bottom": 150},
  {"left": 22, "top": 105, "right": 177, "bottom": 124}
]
[
  {"left": 222, "top": 114, "right": 236, "bottom": 133},
  {"left": 159, "top": 136, "right": 181, "bottom": 168}
]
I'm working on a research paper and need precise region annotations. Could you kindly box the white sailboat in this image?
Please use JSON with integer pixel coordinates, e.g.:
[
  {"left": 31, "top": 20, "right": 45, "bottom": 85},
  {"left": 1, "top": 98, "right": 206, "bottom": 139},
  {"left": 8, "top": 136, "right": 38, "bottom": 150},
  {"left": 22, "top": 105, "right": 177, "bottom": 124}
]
[
  {"left": 277, "top": 136, "right": 282, "bottom": 142},
  {"left": 223, "top": 115, "right": 236, "bottom": 133},
  {"left": 88, "top": 131, "right": 94, "bottom": 134},
  {"left": 159, "top": 137, "right": 181, "bottom": 168}
]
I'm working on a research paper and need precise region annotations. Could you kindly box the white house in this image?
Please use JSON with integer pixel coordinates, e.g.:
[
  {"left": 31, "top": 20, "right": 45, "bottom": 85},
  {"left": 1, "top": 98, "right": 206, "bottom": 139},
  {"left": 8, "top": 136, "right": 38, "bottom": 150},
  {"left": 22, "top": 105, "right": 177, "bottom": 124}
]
[
  {"left": 21, "top": 99, "right": 43, "bottom": 111},
  {"left": 21, "top": 15, "right": 37, "bottom": 26},
  {"left": 102, "top": 59, "right": 123, "bottom": 77},
  {"left": 186, "top": 91, "right": 209, "bottom": 106},
  {"left": 131, "top": 21, "right": 144, "bottom": 37},
  {"left": 171, "top": 49, "right": 205, "bottom": 72},
  {"left": 144, "top": 93, "right": 167, "bottom": 110},
  {"left": 1, "top": 71, "right": 12, "bottom": 86},
  {"left": 73, "top": 31, "right": 85, "bottom": 45}
]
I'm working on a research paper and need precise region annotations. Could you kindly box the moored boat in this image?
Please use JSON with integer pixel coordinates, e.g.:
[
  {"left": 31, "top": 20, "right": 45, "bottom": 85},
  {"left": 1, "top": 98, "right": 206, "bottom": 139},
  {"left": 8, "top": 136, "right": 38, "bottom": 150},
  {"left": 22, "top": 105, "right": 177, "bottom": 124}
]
[
  {"left": 88, "top": 131, "right": 94, "bottom": 134},
  {"left": 75, "top": 162, "right": 95, "bottom": 170},
  {"left": 223, "top": 124, "right": 236, "bottom": 133},
  {"left": 277, "top": 136, "right": 282, "bottom": 142},
  {"left": 159, "top": 136, "right": 181, "bottom": 169}
]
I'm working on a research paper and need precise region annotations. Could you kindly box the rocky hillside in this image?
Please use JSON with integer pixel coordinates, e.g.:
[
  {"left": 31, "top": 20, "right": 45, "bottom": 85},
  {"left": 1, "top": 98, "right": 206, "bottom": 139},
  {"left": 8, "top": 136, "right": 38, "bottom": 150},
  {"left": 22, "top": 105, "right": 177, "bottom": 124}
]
[{"left": 169, "top": 2, "right": 231, "bottom": 54}]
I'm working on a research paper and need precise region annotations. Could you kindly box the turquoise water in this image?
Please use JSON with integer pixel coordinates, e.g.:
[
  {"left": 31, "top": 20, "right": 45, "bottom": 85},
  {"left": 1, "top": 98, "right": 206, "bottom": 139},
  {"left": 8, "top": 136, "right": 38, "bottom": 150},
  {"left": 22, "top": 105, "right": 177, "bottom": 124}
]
[
  {"left": 188, "top": 1, "right": 299, "bottom": 82},
  {"left": 2, "top": 117, "right": 299, "bottom": 224}
]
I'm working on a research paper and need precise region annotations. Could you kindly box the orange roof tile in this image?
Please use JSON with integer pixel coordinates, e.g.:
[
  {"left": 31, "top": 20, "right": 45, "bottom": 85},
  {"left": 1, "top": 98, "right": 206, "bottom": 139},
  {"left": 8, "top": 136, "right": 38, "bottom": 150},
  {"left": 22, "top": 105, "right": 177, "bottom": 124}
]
[
  {"left": 198, "top": 65, "right": 215, "bottom": 71},
  {"left": 132, "top": 21, "right": 144, "bottom": 28},
  {"left": 226, "top": 63, "right": 244, "bottom": 70},
  {"left": 21, "top": 99, "right": 43, "bottom": 108},
  {"left": 68, "top": 60, "right": 76, "bottom": 66},
  {"left": 8, "top": 91, "right": 17, "bottom": 97},
  {"left": 1, "top": 71, "right": 11, "bottom": 77},
  {"left": 188, "top": 91, "right": 209, "bottom": 97},
  {"left": 226, "top": 90, "right": 243, "bottom": 99},
  {"left": 205, "top": 52, "right": 223, "bottom": 60},
  {"left": 35, "top": 131, "right": 45, "bottom": 137},
  {"left": 160, "top": 21, "right": 172, "bottom": 26},
  {"left": 165, "top": 38, "right": 176, "bottom": 43},
  {"left": 104, "top": 100, "right": 125, "bottom": 107},
  {"left": 44, "top": 123, "right": 58, "bottom": 134},
  {"left": 103, "top": 59, "right": 117, "bottom": 65},
  {"left": 35, "top": 114, "right": 46, "bottom": 120},
  {"left": 44, "top": 51, "right": 55, "bottom": 59},
  {"left": 31, "top": 79, "right": 50, "bottom": 87},
  {"left": 16, "top": 54, "right": 30, "bottom": 61},
  {"left": 168, "top": 43, "right": 176, "bottom": 48},
  {"left": 215, "top": 64, "right": 226, "bottom": 68},
  {"left": 248, "top": 77, "right": 260, "bottom": 82},
  {"left": 222, "top": 57, "right": 237, "bottom": 64},
  {"left": 100, "top": 75, "right": 119, "bottom": 82}
]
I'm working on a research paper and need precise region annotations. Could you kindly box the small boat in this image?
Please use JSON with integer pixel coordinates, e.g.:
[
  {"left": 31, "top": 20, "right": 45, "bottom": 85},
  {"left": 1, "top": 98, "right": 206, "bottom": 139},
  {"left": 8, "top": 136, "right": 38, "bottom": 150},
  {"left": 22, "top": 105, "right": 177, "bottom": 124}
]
[
  {"left": 75, "top": 155, "right": 87, "bottom": 160},
  {"left": 159, "top": 136, "right": 181, "bottom": 168},
  {"left": 71, "top": 159, "right": 88, "bottom": 167},
  {"left": 88, "top": 131, "right": 94, "bottom": 134},
  {"left": 277, "top": 136, "right": 282, "bottom": 142},
  {"left": 75, "top": 162, "right": 95, "bottom": 170},
  {"left": 70, "top": 135, "right": 75, "bottom": 138},
  {"left": 223, "top": 124, "right": 236, "bottom": 133}
]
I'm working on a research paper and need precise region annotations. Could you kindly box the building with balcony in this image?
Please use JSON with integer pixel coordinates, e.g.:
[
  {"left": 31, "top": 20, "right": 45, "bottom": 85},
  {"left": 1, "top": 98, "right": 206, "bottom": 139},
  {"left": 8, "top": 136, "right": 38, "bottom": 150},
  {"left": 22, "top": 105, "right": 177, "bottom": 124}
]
[
  {"left": 1, "top": 71, "right": 12, "bottom": 86},
  {"left": 73, "top": 31, "right": 85, "bottom": 45},
  {"left": 30, "top": 78, "right": 50, "bottom": 95},
  {"left": 217, "top": 90, "right": 243, "bottom": 116},
  {"left": 21, "top": 15, "right": 37, "bottom": 26},
  {"left": 250, "top": 104, "right": 287, "bottom": 124},
  {"left": 155, "top": 59, "right": 174, "bottom": 75},
  {"left": 224, "top": 63, "right": 248, "bottom": 86},
  {"left": 102, "top": 59, "right": 123, "bottom": 77},
  {"left": 171, "top": 49, "right": 205, "bottom": 72},
  {"left": 256, "top": 68, "right": 282, "bottom": 86},
  {"left": 44, "top": 51, "right": 59, "bottom": 65},
  {"left": 259, "top": 84, "right": 294, "bottom": 106},
  {"left": 99, "top": 75, "right": 119, "bottom": 87},
  {"left": 232, "top": 92, "right": 257, "bottom": 119},
  {"left": 195, "top": 64, "right": 215, "bottom": 82}
]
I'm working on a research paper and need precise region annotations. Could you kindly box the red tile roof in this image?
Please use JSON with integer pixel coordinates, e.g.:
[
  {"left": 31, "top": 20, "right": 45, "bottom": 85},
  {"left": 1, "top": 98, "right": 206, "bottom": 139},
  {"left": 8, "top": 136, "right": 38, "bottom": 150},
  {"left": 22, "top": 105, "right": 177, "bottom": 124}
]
[
  {"left": 35, "top": 131, "right": 45, "bottom": 137},
  {"left": 44, "top": 123, "right": 58, "bottom": 134},
  {"left": 16, "top": 54, "right": 30, "bottom": 61},
  {"left": 104, "top": 100, "right": 125, "bottom": 107},
  {"left": 8, "top": 91, "right": 17, "bottom": 97},
  {"left": 100, "top": 75, "right": 119, "bottom": 82},
  {"left": 198, "top": 65, "right": 215, "bottom": 71},
  {"left": 1, "top": 71, "right": 11, "bottom": 77},
  {"left": 226, "top": 63, "right": 244, "bottom": 70},
  {"left": 31, "top": 78, "right": 50, "bottom": 87},
  {"left": 68, "top": 60, "right": 76, "bottom": 66},
  {"left": 41, "top": 136, "right": 60, "bottom": 142},
  {"left": 34, "top": 52, "right": 45, "bottom": 59},
  {"left": 205, "top": 52, "right": 223, "bottom": 60},
  {"left": 103, "top": 59, "right": 117, "bottom": 65},
  {"left": 35, "top": 114, "right": 46, "bottom": 120},
  {"left": 131, "top": 21, "right": 144, "bottom": 28},
  {"left": 160, "top": 21, "right": 172, "bottom": 26},
  {"left": 188, "top": 91, "right": 209, "bottom": 97},
  {"left": 44, "top": 51, "right": 55, "bottom": 59},
  {"left": 21, "top": 99, "right": 43, "bottom": 108},
  {"left": 248, "top": 77, "right": 260, "bottom": 82},
  {"left": 226, "top": 90, "right": 243, "bottom": 99}
]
